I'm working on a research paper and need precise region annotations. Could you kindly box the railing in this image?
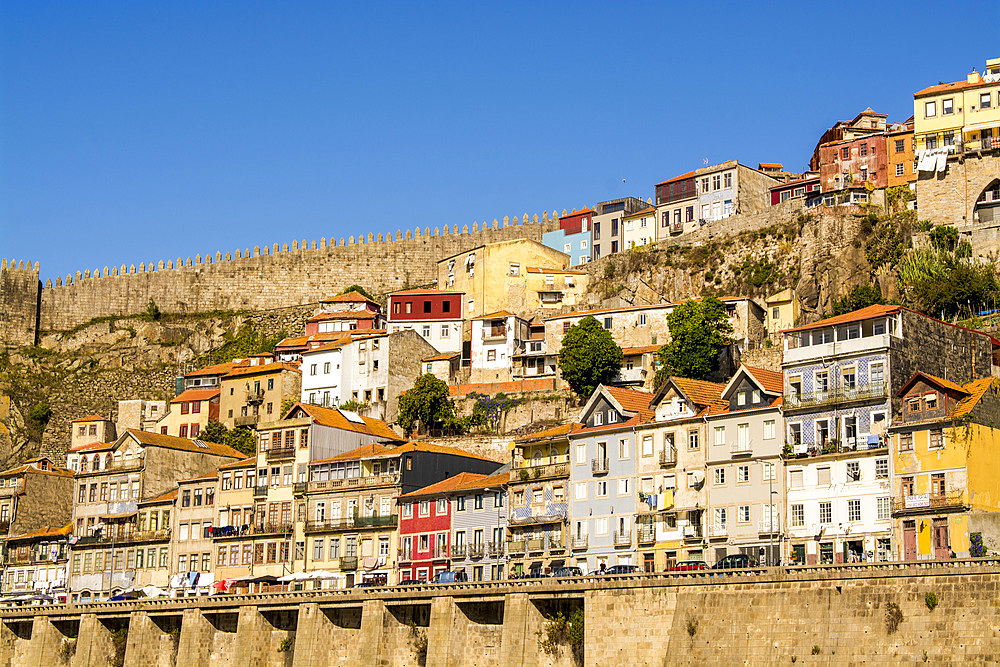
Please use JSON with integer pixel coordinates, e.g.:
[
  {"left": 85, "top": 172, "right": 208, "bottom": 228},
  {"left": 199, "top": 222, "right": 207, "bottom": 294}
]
[
  {"left": 482, "top": 327, "right": 507, "bottom": 340},
  {"left": 103, "top": 458, "right": 145, "bottom": 474},
  {"left": 659, "top": 447, "right": 676, "bottom": 467},
  {"left": 304, "top": 515, "right": 397, "bottom": 533},
  {"left": 254, "top": 485, "right": 269, "bottom": 497},
  {"left": 591, "top": 457, "right": 609, "bottom": 474},
  {"left": 784, "top": 383, "right": 887, "bottom": 410},
  {"left": 508, "top": 509, "right": 568, "bottom": 526},
  {"left": 893, "top": 491, "right": 967, "bottom": 514},
  {"left": 339, "top": 556, "right": 358, "bottom": 570},
  {"left": 547, "top": 537, "right": 565, "bottom": 553},
  {"left": 488, "top": 541, "right": 504, "bottom": 557},
  {"left": 450, "top": 545, "right": 466, "bottom": 559},
  {"left": 708, "top": 526, "right": 727, "bottom": 538},
  {"left": 433, "top": 545, "right": 449, "bottom": 559},
  {"left": 526, "top": 538, "right": 545, "bottom": 553},
  {"left": 758, "top": 519, "right": 779, "bottom": 534},
  {"left": 398, "top": 549, "right": 413, "bottom": 562},
  {"left": 234, "top": 415, "right": 258, "bottom": 427},
  {"left": 513, "top": 463, "right": 568, "bottom": 483},
  {"left": 638, "top": 527, "right": 656, "bottom": 545},
  {"left": 683, "top": 525, "right": 702, "bottom": 539},
  {"left": 265, "top": 446, "right": 295, "bottom": 461},
  {"left": 308, "top": 473, "right": 401, "bottom": 492},
  {"left": 508, "top": 541, "right": 525, "bottom": 555},
  {"left": 468, "top": 544, "right": 485, "bottom": 559},
  {"left": 93, "top": 529, "right": 170, "bottom": 544},
  {"left": 246, "top": 390, "right": 265, "bottom": 406},
  {"left": 250, "top": 522, "right": 294, "bottom": 536},
  {"left": 613, "top": 531, "right": 631, "bottom": 547},
  {"left": 571, "top": 536, "right": 588, "bottom": 550},
  {"left": 293, "top": 482, "right": 307, "bottom": 494},
  {"left": 731, "top": 442, "right": 752, "bottom": 456}
]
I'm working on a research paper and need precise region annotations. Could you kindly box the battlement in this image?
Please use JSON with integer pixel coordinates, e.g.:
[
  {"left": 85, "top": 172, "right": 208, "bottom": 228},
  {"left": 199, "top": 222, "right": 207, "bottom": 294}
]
[
  {"left": 0, "top": 259, "right": 41, "bottom": 347},
  {"left": 28, "top": 211, "right": 561, "bottom": 333}
]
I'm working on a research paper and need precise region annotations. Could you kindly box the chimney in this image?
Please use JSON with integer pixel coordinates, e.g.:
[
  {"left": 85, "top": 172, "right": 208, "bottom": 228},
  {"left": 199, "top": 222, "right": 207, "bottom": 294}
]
[{"left": 968, "top": 70, "right": 982, "bottom": 84}]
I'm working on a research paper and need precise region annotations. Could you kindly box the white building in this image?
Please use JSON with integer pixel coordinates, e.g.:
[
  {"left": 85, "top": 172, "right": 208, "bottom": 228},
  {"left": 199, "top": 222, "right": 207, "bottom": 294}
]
[
  {"left": 301, "top": 334, "right": 389, "bottom": 417},
  {"left": 469, "top": 311, "right": 529, "bottom": 384},
  {"left": 784, "top": 449, "right": 893, "bottom": 565}
]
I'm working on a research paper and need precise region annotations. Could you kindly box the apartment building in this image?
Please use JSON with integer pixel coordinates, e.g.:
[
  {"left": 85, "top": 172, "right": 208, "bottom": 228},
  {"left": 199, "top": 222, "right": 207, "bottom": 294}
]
[
  {"left": 524, "top": 267, "right": 589, "bottom": 313},
  {"left": 890, "top": 373, "right": 1000, "bottom": 560},
  {"left": 885, "top": 118, "right": 916, "bottom": 190},
  {"left": 470, "top": 312, "right": 530, "bottom": 384},
  {"left": 155, "top": 388, "right": 220, "bottom": 438},
  {"left": 621, "top": 206, "right": 656, "bottom": 250},
  {"left": 809, "top": 108, "right": 890, "bottom": 172},
  {"left": 542, "top": 208, "right": 594, "bottom": 267},
  {"left": 219, "top": 355, "right": 302, "bottom": 429},
  {"left": 0, "top": 457, "right": 74, "bottom": 539},
  {"left": 817, "top": 132, "right": 889, "bottom": 207},
  {"left": 209, "top": 457, "right": 258, "bottom": 587},
  {"left": 704, "top": 366, "right": 785, "bottom": 565},
  {"left": 654, "top": 172, "right": 698, "bottom": 239},
  {"left": 568, "top": 386, "right": 653, "bottom": 573},
  {"left": 171, "top": 471, "right": 218, "bottom": 597},
  {"left": 305, "top": 291, "right": 383, "bottom": 335},
  {"left": 591, "top": 197, "right": 648, "bottom": 260},
  {"left": 70, "top": 414, "right": 115, "bottom": 450},
  {"left": 509, "top": 424, "right": 577, "bottom": 576},
  {"left": 693, "top": 160, "right": 778, "bottom": 224},
  {"left": 1, "top": 524, "right": 71, "bottom": 602},
  {"left": 387, "top": 288, "right": 464, "bottom": 354}
]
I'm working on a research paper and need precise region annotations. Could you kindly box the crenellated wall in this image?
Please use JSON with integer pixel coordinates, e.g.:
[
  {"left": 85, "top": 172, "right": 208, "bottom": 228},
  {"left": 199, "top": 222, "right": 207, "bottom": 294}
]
[
  {"left": 2, "top": 213, "right": 564, "bottom": 339},
  {"left": 2, "top": 559, "right": 1000, "bottom": 666}
]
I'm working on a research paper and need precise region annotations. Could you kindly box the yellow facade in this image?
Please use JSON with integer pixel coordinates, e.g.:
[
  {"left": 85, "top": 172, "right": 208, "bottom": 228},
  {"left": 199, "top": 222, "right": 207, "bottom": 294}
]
[
  {"left": 524, "top": 268, "right": 589, "bottom": 312},
  {"left": 913, "top": 58, "right": 1000, "bottom": 152},
  {"left": 437, "top": 239, "right": 571, "bottom": 319},
  {"left": 764, "top": 288, "right": 799, "bottom": 335},
  {"left": 622, "top": 208, "right": 656, "bottom": 250}
]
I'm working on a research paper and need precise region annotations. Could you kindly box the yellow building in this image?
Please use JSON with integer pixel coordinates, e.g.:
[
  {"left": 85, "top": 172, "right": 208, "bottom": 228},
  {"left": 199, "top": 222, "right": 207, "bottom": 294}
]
[
  {"left": 219, "top": 355, "right": 302, "bottom": 429},
  {"left": 764, "top": 288, "right": 800, "bottom": 336},
  {"left": 913, "top": 57, "right": 1000, "bottom": 153},
  {"left": 154, "top": 388, "right": 219, "bottom": 438},
  {"left": 524, "top": 267, "right": 589, "bottom": 312},
  {"left": 622, "top": 206, "right": 656, "bottom": 250},
  {"left": 890, "top": 373, "right": 1000, "bottom": 560},
  {"left": 437, "top": 239, "right": 570, "bottom": 319}
]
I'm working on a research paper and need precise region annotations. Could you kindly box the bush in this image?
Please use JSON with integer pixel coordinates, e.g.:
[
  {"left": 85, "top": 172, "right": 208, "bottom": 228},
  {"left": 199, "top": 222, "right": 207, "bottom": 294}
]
[
  {"left": 145, "top": 298, "right": 161, "bottom": 321},
  {"left": 811, "top": 646, "right": 821, "bottom": 655},
  {"left": 277, "top": 636, "right": 294, "bottom": 652},
  {"left": 924, "top": 592, "right": 938, "bottom": 611},
  {"left": 885, "top": 601, "right": 903, "bottom": 634}
]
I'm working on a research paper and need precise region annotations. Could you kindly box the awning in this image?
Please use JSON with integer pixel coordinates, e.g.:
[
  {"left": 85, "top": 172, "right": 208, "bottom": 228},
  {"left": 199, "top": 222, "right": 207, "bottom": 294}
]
[{"left": 964, "top": 120, "right": 1000, "bottom": 133}]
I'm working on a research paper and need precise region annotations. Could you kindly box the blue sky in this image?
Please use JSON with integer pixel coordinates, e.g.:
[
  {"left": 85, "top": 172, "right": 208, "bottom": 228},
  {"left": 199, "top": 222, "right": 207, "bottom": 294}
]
[{"left": 1, "top": 1, "right": 996, "bottom": 281}]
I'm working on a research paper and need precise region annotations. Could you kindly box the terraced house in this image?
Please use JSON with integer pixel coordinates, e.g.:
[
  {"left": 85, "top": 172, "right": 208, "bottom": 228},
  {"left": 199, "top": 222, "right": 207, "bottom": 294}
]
[
  {"left": 508, "top": 424, "right": 577, "bottom": 576},
  {"left": 568, "top": 385, "right": 653, "bottom": 573},
  {"left": 1, "top": 523, "right": 71, "bottom": 602}
]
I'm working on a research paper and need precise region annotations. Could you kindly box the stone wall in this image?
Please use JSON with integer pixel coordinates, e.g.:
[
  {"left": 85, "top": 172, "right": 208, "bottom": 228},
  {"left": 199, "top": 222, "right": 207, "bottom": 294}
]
[
  {"left": 3, "top": 560, "right": 1000, "bottom": 666},
  {"left": 916, "top": 152, "right": 1000, "bottom": 226},
  {"left": 32, "top": 215, "right": 558, "bottom": 334},
  {"left": 0, "top": 260, "right": 40, "bottom": 347}
]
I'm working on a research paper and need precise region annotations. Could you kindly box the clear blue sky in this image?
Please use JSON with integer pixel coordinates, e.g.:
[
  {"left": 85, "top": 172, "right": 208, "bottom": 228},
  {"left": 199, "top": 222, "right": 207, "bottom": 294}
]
[{"left": 2, "top": 1, "right": 996, "bottom": 281}]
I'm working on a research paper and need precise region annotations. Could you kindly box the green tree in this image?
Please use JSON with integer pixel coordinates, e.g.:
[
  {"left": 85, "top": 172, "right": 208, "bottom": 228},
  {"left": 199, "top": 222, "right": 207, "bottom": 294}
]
[
  {"left": 199, "top": 420, "right": 256, "bottom": 457},
  {"left": 928, "top": 225, "right": 959, "bottom": 253},
  {"left": 339, "top": 285, "right": 377, "bottom": 301},
  {"left": 557, "top": 316, "right": 624, "bottom": 398},
  {"left": 27, "top": 402, "right": 52, "bottom": 440},
  {"left": 397, "top": 374, "right": 455, "bottom": 433},
  {"left": 832, "top": 284, "right": 885, "bottom": 316},
  {"left": 655, "top": 297, "right": 733, "bottom": 385}
]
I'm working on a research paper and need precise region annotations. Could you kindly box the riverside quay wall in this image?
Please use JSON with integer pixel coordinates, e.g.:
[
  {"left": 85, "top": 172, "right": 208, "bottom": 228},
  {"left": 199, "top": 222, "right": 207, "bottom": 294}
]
[{"left": 2, "top": 559, "right": 1000, "bottom": 666}]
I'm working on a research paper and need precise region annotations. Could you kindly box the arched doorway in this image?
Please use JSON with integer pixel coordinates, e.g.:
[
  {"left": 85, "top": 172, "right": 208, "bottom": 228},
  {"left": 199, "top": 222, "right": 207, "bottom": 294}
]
[{"left": 975, "top": 179, "right": 1000, "bottom": 223}]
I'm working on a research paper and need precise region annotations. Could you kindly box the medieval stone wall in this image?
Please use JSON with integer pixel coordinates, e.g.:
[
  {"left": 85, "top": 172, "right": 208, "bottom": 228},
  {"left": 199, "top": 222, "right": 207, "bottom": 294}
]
[{"left": 916, "top": 152, "right": 1000, "bottom": 226}]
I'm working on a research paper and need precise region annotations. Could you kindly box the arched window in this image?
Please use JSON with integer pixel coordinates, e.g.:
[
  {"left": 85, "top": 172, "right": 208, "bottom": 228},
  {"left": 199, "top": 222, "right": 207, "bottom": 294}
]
[
  {"left": 532, "top": 450, "right": 542, "bottom": 465},
  {"left": 92, "top": 455, "right": 101, "bottom": 471},
  {"left": 79, "top": 457, "right": 88, "bottom": 472}
]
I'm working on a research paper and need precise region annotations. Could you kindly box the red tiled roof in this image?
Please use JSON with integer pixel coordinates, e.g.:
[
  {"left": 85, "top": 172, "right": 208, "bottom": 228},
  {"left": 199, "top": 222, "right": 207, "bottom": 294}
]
[
  {"left": 141, "top": 488, "right": 179, "bottom": 504},
  {"left": 390, "top": 288, "right": 464, "bottom": 296},
  {"left": 450, "top": 378, "right": 563, "bottom": 397},
  {"left": 624, "top": 206, "right": 656, "bottom": 218},
  {"left": 185, "top": 361, "right": 241, "bottom": 378},
  {"left": 782, "top": 304, "right": 902, "bottom": 333},
  {"left": 387, "top": 441, "right": 502, "bottom": 463},
  {"left": 123, "top": 429, "right": 246, "bottom": 459},
  {"left": 7, "top": 523, "right": 73, "bottom": 541},
  {"left": 472, "top": 310, "right": 516, "bottom": 320},
  {"left": 623, "top": 345, "right": 660, "bottom": 356},
  {"left": 170, "top": 388, "right": 220, "bottom": 404},
  {"left": 914, "top": 79, "right": 990, "bottom": 98},
  {"left": 422, "top": 352, "right": 460, "bottom": 362},
  {"left": 605, "top": 386, "right": 655, "bottom": 422},
  {"left": 280, "top": 403, "right": 402, "bottom": 442},
  {"left": 742, "top": 366, "right": 784, "bottom": 394},
  {"left": 896, "top": 371, "right": 968, "bottom": 398},
  {"left": 68, "top": 441, "right": 114, "bottom": 453},
  {"left": 71, "top": 414, "right": 107, "bottom": 423},
  {"left": 655, "top": 171, "right": 696, "bottom": 187},
  {"left": 559, "top": 208, "right": 596, "bottom": 219},
  {"left": 515, "top": 422, "right": 584, "bottom": 443},
  {"left": 218, "top": 456, "right": 256, "bottom": 470},
  {"left": 306, "top": 311, "right": 378, "bottom": 323},
  {"left": 312, "top": 443, "right": 393, "bottom": 464},
  {"left": 223, "top": 362, "right": 301, "bottom": 379},
  {"left": 758, "top": 162, "right": 783, "bottom": 168},
  {"left": 320, "top": 291, "right": 379, "bottom": 305},
  {"left": 398, "top": 471, "right": 509, "bottom": 499}
]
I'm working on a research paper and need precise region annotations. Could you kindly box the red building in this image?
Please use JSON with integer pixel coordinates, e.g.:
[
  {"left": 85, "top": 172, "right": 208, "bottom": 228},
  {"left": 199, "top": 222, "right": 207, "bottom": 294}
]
[
  {"left": 397, "top": 474, "right": 475, "bottom": 581},
  {"left": 304, "top": 291, "right": 382, "bottom": 336},
  {"left": 387, "top": 288, "right": 464, "bottom": 354},
  {"left": 556, "top": 208, "right": 595, "bottom": 235},
  {"left": 769, "top": 175, "right": 821, "bottom": 205},
  {"left": 817, "top": 134, "right": 890, "bottom": 206}
]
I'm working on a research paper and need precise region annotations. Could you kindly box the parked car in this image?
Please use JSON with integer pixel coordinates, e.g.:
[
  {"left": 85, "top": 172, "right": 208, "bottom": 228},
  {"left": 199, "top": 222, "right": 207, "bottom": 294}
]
[
  {"left": 666, "top": 560, "right": 708, "bottom": 572},
  {"left": 519, "top": 570, "right": 549, "bottom": 579},
  {"left": 712, "top": 554, "right": 759, "bottom": 570},
  {"left": 552, "top": 566, "right": 584, "bottom": 578},
  {"left": 396, "top": 579, "right": 423, "bottom": 586},
  {"left": 355, "top": 580, "right": 383, "bottom": 588},
  {"left": 430, "top": 570, "right": 468, "bottom": 584},
  {"left": 604, "top": 564, "right": 639, "bottom": 575}
]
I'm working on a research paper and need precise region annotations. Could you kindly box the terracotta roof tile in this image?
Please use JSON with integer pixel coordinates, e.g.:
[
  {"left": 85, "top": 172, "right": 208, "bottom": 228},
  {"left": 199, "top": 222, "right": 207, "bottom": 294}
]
[
  {"left": 306, "top": 311, "right": 378, "bottom": 323},
  {"left": 670, "top": 377, "right": 728, "bottom": 416},
  {"left": 390, "top": 288, "right": 464, "bottom": 296},
  {"left": 71, "top": 414, "right": 107, "bottom": 423},
  {"left": 472, "top": 311, "right": 517, "bottom": 320},
  {"left": 655, "top": 171, "right": 696, "bottom": 187},
  {"left": 399, "top": 471, "right": 510, "bottom": 498},
  {"left": 604, "top": 386, "right": 655, "bottom": 422},
  {"left": 320, "top": 291, "right": 379, "bottom": 304},
  {"left": 387, "top": 441, "right": 502, "bottom": 463},
  {"left": 515, "top": 423, "right": 584, "bottom": 443},
  {"left": 218, "top": 456, "right": 256, "bottom": 470},
  {"left": 742, "top": 366, "right": 784, "bottom": 394},
  {"left": 68, "top": 441, "right": 114, "bottom": 453},
  {"left": 422, "top": 352, "right": 460, "bottom": 362},
  {"left": 782, "top": 304, "right": 902, "bottom": 333},
  {"left": 170, "top": 388, "right": 220, "bottom": 404},
  {"left": 6, "top": 523, "right": 73, "bottom": 541},
  {"left": 622, "top": 345, "right": 660, "bottom": 356},
  {"left": 123, "top": 429, "right": 245, "bottom": 459},
  {"left": 312, "top": 443, "right": 393, "bottom": 464},
  {"left": 950, "top": 377, "right": 996, "bottom": 419},
  {"left": 185, "top": 361, "right": 241, "bottom": 378},
  {"left": 141, "top": 488, "right": 178, "bottom": 504},
  {"left": 223, "top": 362, "right": 301, "bottom": 379},
  {"left": 283, "top": 403, "right": 402, "bottom": 442}
]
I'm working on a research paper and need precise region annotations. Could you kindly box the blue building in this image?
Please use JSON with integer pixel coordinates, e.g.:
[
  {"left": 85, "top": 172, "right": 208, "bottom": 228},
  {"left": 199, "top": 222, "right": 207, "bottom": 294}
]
[
  {"left": 568, "top": 385, "right": 654, "bottom": 572},
  {"left": 542, "top": 208, "right": 593, "bottom": 267}
]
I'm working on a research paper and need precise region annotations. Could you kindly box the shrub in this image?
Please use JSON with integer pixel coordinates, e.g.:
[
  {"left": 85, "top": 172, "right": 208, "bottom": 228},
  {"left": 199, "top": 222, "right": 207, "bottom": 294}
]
[
  {"left": 811, "top": 646, "right": 821, "bottom": 655},
  {"left": 687, "top": 618, "right": 698, "bottom": 637},
  {"left": 277, "top": 636, "right": 294, "bottom": 652},
  {"left": 924, "top": 592, "right": 938, "bottom": 611},
  {"left": 885, "top": 601, "right": 903, "bottom": 634}
]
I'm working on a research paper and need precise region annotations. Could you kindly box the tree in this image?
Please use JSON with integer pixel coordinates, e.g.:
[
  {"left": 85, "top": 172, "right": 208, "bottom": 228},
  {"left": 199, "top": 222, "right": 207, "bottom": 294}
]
[
  {"left": 339, "top": 285, "right": 376, "bottom": 301},
  {"left": 557, "top": 316, "right": 624, "bottom": 398},
  {"left": 397, "top": 374, "right": 455, "bottom": 433},
  {"left": 467, "top": 392, "right": 524, "bottom": 434},
  {"left": 199, "top": 420, "right": 256, "bottom": 457},
  {"left": 27, "top": 402, "right": 52, "bottom": 441},
  {"left": 832, "top": 284, "right": 885, "bottom": 316},
  {"left": 656, "top": 297, "right": 733, "bottom": 385}
]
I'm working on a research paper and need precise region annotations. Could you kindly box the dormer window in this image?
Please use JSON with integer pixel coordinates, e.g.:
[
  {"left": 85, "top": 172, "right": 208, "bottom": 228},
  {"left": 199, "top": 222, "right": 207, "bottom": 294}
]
[
  {"left": 925, "top": 393, "right": 938, "bottom": 410},
  {"left": 607, "top": 411, "right": 618, "bottom": 424},
  {"left": 594, "top": 412, "right": 603, "bottom": 426},
  {"left": 737, "top": 392, "right": 746, "bottom": 406},
  {"left": 908, "top": 397, "right": 921, "bottom": 412}
]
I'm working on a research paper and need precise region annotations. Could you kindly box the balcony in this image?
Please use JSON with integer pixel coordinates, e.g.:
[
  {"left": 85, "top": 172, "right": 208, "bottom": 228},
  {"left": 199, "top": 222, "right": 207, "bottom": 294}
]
[
  {"left": 708, "top": 526, "right": 727, "bottom": 538},
  {"left": 526, "top": 538, "right": 545, "bottom": 553},
  {"left": 488, "top": 541, "right": 504, "bottom": 557},
  {"left": 304, "top": 515, "right": 397, "bottom": 533},
  {"left": 613, "top": 531, "right": 631, "bottom": 547},
  {"left": 0, "top": 482, "right": 24, "bottom": 497},
  {"left": 340, "top": 556, "right": 358, "bottom": 571},
  {"left": 591, "top": 457, "right": 609, "bottom": 475},
  {"left": 508, "top": 541, "right": 526, "bottom": 555},
  {"left": 251, "top": 522, "right": 294, "bottom": 536},
  {"left": 94, "top": 529, "right": 170, "bottom": 545},
  {"left": 234, "top": 415, "right": 258, "bottom": 427},
  {"left": 254, "top": 485, "right": 269, "bottom": 497},
  {"left": 482, "top": 326, "right": 508, "bottom": 341},
  {"left": 571, "top": 536, "right": 588, "bottom": 550},
  {"left": 307, "top": 473, "right": 401, "bottom": 492},
  {"left": 508, "top": 508, "right": 568, "bottom": 526},
  {"left": 731, "top": 442, "right": 752, "bottom": 456},
  {"left": 659, "top": 447, "right": 676, "bottom": 467},
  {"left": 450, "top": 544, "right": 466, "bottom": 559},
  {"left": 468, "top": 544, "right": 485, "bottom": 559},
  {"left": 682, "top": 525, "right": 703, "bottom": 540},
  {"left": 784, "top": 383, "right": 888, "bottom": 411},
  {"left": 293, "top": 482, "right": 308, "bottom": 495},
  {"left": 638, "top": 527, "right": 656, "bottom": 545},
  {"left": 246, "top": 390, "right": 265, "bottom": 406},
  {"left": 398, "top": 549, "right": 413, "bottom": 562},
  {"left": 513, "top": 463, "right": 568, "bottom": 483},
  {"left": 433, "top": 545, "right": 449, "bottom": 559},
  {"left": 104, "top": 458, "right": 145, "bottom": 474},
  {"left": 265, "top": 446, "right": 296, "bottom": 461},
  {"left": 892, "top": 491, "right": 968, "bottom": 516},
  {"left": 547, "top": 537, "right": 565, "bottom": 553},
  {"left": 758, "top": 518, "right": 779, "bottom": 534}
]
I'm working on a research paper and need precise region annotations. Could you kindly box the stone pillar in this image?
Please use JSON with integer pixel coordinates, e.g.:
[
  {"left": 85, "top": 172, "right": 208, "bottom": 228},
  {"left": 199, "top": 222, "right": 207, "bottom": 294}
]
[
  {"left": 175, "top": 608, "right": 214, "bottom": 667},
  {"left": 123, "top": 610, "right": 178, "bottom": 667},
  {"left": 499, "top": 593, "right": 545, "bottom": 666},
  {"left": 23, "top": 616, "right": 64, "bottom": 666},
  {"left": 357, "top": 599, "right": 387, "bottom": 667},
  {"left": 230, "top": 606, "right": 263, "bottom": 666},
  {"left": 425, "top": 596, "right": 458, "bottom": 667},
  {"left": 0, "top": 620, "right": 17, "bottom": 667},
  {"left": 71, "top": 613, "right": 119, "bottom": 667}
]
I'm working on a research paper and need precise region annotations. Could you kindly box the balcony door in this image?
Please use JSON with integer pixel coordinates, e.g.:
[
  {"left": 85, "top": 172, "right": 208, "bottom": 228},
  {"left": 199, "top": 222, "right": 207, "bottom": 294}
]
[
  {"left": 932, "top": 519, "right": 950, "bottom": 559},
  {"left": 903, "top": 521, "right": 917, "bottom": 560}
]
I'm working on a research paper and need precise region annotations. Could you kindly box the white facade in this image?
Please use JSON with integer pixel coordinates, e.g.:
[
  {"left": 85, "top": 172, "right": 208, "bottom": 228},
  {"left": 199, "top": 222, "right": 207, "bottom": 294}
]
[
  {"left": 469, "top": 314, "right": 528, "bottom": 383},
  {"left": 784, "top": 450, "right": 893, "bottom": 564},
  {"left": 388, "top": 319, "right": 462, "bottom": 354},
  {"left": 301, "top": 334, "right": 389, "bottom": 418}
]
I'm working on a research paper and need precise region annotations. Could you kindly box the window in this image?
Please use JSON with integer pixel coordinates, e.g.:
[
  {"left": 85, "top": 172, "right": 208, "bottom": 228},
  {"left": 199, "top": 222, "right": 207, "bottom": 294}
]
[
  {"left": 925, "top": 393, "right": 938, "bottom": 410},
  {"left": 896, "top": 163, "right": 905, "bottom": 177},
  {"left": 894, "top": 139, "right": 905, "bottom": 153},
  {"left": 847, "top": 499, "right": 861, "bottom": 522},
  {"left": 942, "top": 98, "right": 953, "bottom": 115},
  {"left": 595, "top": 481, "right": 607, "bottom": 497},
  {"left": 436, "top": 498, "right": 447, "bottom": 515},
  {"left": 819, "top": 502, "right": 832, "bottom": 524},
  {"left": 860, "top": 143, "right": 868, "bottom": 157},
  {"left": 641, "top": 435, "right": 653, "bottom": 456},
  {"left": 603, "top": 317, "right": 612, "bottom": 330},
  {"left": 508, "top": 263, "right": 519, "bottom": 276},
  {"left": 846, "top": 461, "right": 860, "bottom": 482},
  {"left": 440, "top": 325, "right": 449, "bottom": 338},
  {"left": 791, "top": 504, "right": 804, "bottom": 527},
  {"left": 714, "top": 426, "right": 726, "bottom": 446},
  {"left": 817, "top": 467, "right": 831, "bottom": 486},
  {"left": 713, "top": 507, "right": 726, "bottom": 530},
  {"left": 419, "top": 500, "right": 429, "bottom": 516},
  {"left": 902, "top": 476, "right": 914, "bottom": 496},
  {"left": 925, "top": 101, "right": 936, "bottom": 118},
  {"left": 981, "top": 92, "right": 993, "bottom": 109},
  {"left": 607, "top": 411, "right": 617, "bottom": 424},
  {"left": 486, "top": 349, "right": 496, "bottom": 361},
  {"left": 762, "top": 461, "right": 775, "bottom": 482},
  {"left": 618, "top": 478, "right": 630, "bottom": 496},
  {"left": 871, "top": 497, "right": 890, "bottom": 522},
  {"left": 575, "top": 444, "right": 586, "bottom": 464},
  {"left": 618, "top": 439, "right": 629, "bottom": 459},
  {"left": 474, "top": 494, "right": 483, "bottom": 510},
  {"left": 929, "top": 429, "right": 944, "bottom": 449},
  {"left": 931, "top": 472, "right": 946, "bottom": 497},
  {"left": 841, "top": 146, "right": 850, "bottom": 159},
  {"left": 688, "top": 430, "right": 699, "bottom": 450},
  {"left": 737, "top": 465, "right": 749, "bottom": 483},
  {"left": 763, "top": 420, "right": 775, "bottom": 440},
  {"left": 575, "top": 482, "right": 587, "bottom": 500},
  {"left": 738, "top": 505, "right": 750, "bottom": 523},
  {"left": 874, "top": 458, "right": 888, "bottom": 479},
  {"left": 899, "top": 432, "right": 913, "bottom": 451}
]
